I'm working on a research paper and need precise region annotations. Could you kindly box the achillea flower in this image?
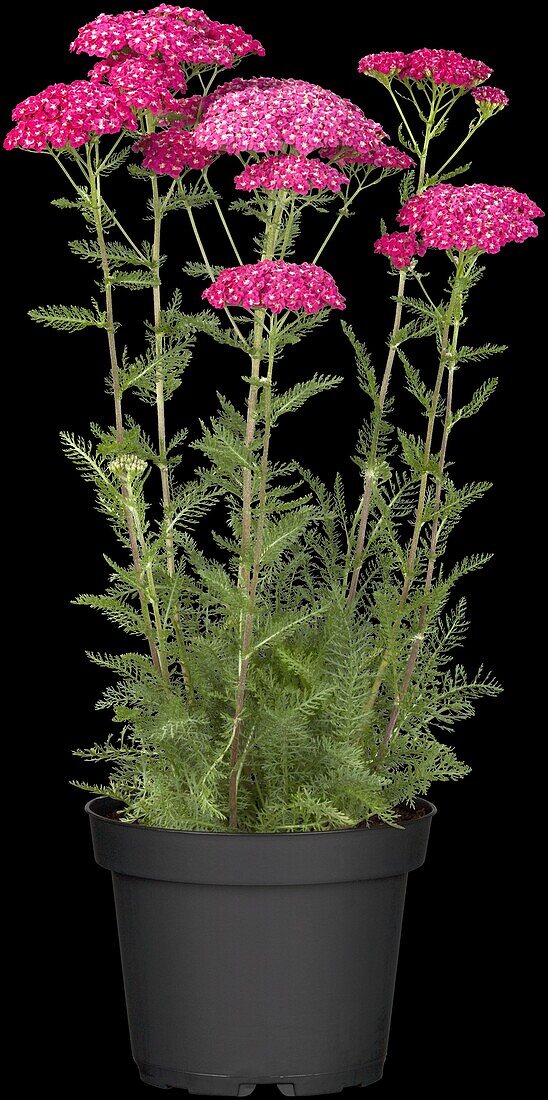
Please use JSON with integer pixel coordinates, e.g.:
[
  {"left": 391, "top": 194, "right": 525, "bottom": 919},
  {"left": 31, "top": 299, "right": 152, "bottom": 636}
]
[
  {"left": 202, "top": 260, "right": 345, "bottom": 314},
  {"left": 398, "top": 183, "right": 544, "bottom": 254},
  {"left": 89, "top": 56, "right": 187, "bottom": 112},
  {"left": 332, "top": 143, "right": 413, "bottom": 169},
  {"left": 358, "top": 52, "right": 406, "bottom": 76},
  {"left": 135, "top": 123, "right": 214, "bottom": 175},
  {"left": 70, "top": 6, "right": 265, "bottom": 68},
  {"left": 234, "top": 154, "right": 349, "bottom": 194},
  {"left": 471, "top": 86, "right": 509, "bottom": 108},
  {"left": 4, "top": 80, "right": 138, "bottom": 151},
  {"left": 359, "top": 47, "right": 491, "bottom": 89},
  {"left": 194, "top": 77, "right": 386, "bottom": 156},
  {"left": 374, "top": 231, "right": 426, "bottom": 269}
]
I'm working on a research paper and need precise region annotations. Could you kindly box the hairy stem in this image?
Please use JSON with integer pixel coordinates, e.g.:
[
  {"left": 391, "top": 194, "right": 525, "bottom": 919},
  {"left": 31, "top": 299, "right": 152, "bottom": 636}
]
[
  {"left": 229, "top": 327, "right": 276, "bottom": 828},
  {"left": 150, "top": 173, "right": 172, "bottom": 562},
  {"left": 229, "top": 196, "right": 284, "bottom": 828},
  {"left": 349, "top": 99, "right": 435, "bottom": 607},
  {"left": 431, "top": 119, "right": 483, "bottom": 181},
  {"left": 151, "top": 169, "right": 192, "bottom": 694},
  {"left": 380, "top": 265, "right": 463, "bottom": 748},
  {"left": 347, "top": 269, "right": 406, "bottom": 605},
  {"left": 184, "top": 198, "right": 247, "bottom": 346},
  {"left": 212, "top": 194, "right": 243, "bottom": 263},
  {"left": 87, "top": 152, "right": 165, "bottom": 679}
]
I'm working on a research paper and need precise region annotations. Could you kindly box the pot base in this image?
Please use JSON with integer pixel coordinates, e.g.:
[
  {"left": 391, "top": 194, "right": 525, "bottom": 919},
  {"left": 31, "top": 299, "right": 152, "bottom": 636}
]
[{"left": 139, "top": 1059, "right": 384, "bottom": 1095}]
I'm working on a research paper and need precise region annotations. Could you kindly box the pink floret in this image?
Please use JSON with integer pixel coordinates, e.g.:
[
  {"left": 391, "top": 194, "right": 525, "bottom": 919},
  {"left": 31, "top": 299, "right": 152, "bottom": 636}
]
[
  {"left": 202, "top": 260, "right": 346, "bottom": 314},
  {"left": 234, "top": 154, "right": 349, "bottom": 194},
  {"left": 4, "top": 80, "right": 139, "bottom": 151},
  {"left": 374, "top": 231, "right": 426, "bottom": 269},
  {"left": 397, "top": 183, "right": 544, "bottom": 254}
]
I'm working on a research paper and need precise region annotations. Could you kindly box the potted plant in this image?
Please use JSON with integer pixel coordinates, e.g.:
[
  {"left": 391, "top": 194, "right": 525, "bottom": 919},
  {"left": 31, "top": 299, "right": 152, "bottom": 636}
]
[{"left": 5, "top": 7, "right": 542, "bottom": 1095}]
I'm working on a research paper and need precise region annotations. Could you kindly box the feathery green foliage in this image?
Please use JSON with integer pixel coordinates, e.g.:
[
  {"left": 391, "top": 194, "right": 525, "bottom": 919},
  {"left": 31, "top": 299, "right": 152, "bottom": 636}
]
[{"left": 16, "top": 55, "right": 522, "bottom": 833}]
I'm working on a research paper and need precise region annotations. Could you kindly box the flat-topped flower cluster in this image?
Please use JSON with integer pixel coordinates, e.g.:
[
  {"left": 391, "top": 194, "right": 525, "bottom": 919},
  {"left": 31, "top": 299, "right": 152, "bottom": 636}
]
[
  {"left": 70, "top": 5, "right": 265, "bottom": 66},
  {"left": 358, "top": 48, "right": 492, "bottom": 87},
  {"left": 202, "top": 260, "right": 346, "bottom": 314}
]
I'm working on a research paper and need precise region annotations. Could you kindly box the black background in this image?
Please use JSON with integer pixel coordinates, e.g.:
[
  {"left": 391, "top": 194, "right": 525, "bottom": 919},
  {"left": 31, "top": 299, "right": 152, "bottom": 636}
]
[{"left": 2, "top": 3, "right": 545, "bottom": 1096}]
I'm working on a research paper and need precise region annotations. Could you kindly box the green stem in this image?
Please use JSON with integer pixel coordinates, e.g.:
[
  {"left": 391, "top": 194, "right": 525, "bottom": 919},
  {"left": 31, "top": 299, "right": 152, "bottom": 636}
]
[
  {"left": 97, "top": 131, "right": 126, "bottom": 173},
  {"left": 368, "top": 264, "right": 463, "bottom": 726},
  {"left": 431, "top": 120, "right": 483, "bottom": 181},
  {"left": 229, "top": 323, "right": 276, "bottom": 829},
  {"left": 280, "top": 194, "right": 296, "bottom": 259},
  {"left": 151, "top": 169, "right": 192, "bottom": 694},
  {"left": 347, "top": 268, "right": 407, "bottom": 605},
  {"left": 86, "top": 149, "right": 164, "bottom": 680},
  {"left": 387, "top": 85, "right": 420, "bottom": 153},
  {"left": 184, "top": 198, "right": 248, "bottom": 346},
  {"left": 417, "top": 89, "right": 439, "bottom": 192},
  {"left": 150, "top": 175, "right": 171, "bottom": 542},
  {"left": 126, "top": 492, "right": 171, "bottom": 684},
  {"left": 312, "top": 185, "right": 360, "bottom": 264},
  {"left": 228, "top": 195, "right": 285, "bottom": 829},
  {"left": 380, "top": 261, "right": 463, "bottom": 748},
  {"left": 210, "top": 190, "right": 243, "bottom": 263}
]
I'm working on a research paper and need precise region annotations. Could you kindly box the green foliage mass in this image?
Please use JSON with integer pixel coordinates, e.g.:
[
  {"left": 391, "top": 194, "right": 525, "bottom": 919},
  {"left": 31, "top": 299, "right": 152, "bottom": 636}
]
[{"left": 23, "top": 80, "right": 514, "bottom": 832}]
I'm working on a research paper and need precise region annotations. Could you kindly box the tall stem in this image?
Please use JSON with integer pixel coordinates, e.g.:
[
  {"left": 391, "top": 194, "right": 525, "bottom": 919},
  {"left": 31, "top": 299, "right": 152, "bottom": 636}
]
[
  {"left": 365, "top": 269, "right": 460, "bottom": 719},
  {"left": 431, "top": 120, "right": 483, "bottom": 181},
  {"left": 228, "top": 196, "right": 284, "bottom": 828},
  {"left": 151, "top": 171, "right": 192, "bottom": 693},
  {"left": 229, "top": 327, "right": 276, "bottom": 828},
  {"left": 400, "top": 324, "right": 450, "bottom": 602},
  {"left": 150, "top": 174, "right": 173, "bottom": 566},
  {"left": 184, "top": 199, "right": 247, "bottom": 346},
  {"left": 347, "top": 95, "right": 437, "bottom": 608},
  {"left": 347, "top": 269, "right": 406, "bottom": 605},
  {"left": 380, "top": 270, "right": 462, "bottom": 749},
  {"left": 87, "top": 151, "right": 166, "bottom": 681}
]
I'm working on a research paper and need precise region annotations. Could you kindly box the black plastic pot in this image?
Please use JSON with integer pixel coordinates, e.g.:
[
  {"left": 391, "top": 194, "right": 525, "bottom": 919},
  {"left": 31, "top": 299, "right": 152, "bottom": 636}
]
[{"left": 87, "top": 796, "right": 435, "bottom": 1096}]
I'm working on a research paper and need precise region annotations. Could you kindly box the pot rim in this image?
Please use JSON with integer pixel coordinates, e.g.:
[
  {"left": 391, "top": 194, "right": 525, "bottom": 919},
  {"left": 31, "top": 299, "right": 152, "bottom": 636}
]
[{"left": 86, "top": 794, "right": 436, "bottom": 837}]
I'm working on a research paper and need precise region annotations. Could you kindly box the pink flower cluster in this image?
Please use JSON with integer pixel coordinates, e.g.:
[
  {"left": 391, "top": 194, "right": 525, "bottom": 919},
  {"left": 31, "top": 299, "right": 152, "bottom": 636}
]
[
  {"left": 4, "top": 80, "right": 138, "bottom": 151},
  {"left": 398, "top": 184, "right": 544, "bottom": 254},
  {"left": 358, "top": 51, "right": 406, "bottom": 76},
  {"left": 337, "top": 143, "right": 413, "bottom": 170},
  {"left": 374, "top": 231, "right": 426, "bottom": 269},
  {"left": 234, "top": 154, "right": 349, "bottom": 194},
  {"left": 71, "top": 5, "right": 265, "bottom": 68},
  {"left": 471, "top": 86, "right": 509, "bottom": 108},
  {"left": 359, "top": 48, "right": 491, "bottom": 88},
  {"left": 135, "top": 123, "right": 213, "bottom": 175},
  {"left": 194, "top": 77, "right": 388, "bottom": 158},
  {"left": 89, "top": 55, "right": 187, "bottom": 112},
  {"left": 202, "top": 260, "right": 345, "bottom": 314}
]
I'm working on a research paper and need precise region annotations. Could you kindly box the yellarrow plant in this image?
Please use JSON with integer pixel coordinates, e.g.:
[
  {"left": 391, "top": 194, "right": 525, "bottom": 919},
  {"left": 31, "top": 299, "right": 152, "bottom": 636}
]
[{"left": 5, "top": 11, "right": 543, "bottom": 830}]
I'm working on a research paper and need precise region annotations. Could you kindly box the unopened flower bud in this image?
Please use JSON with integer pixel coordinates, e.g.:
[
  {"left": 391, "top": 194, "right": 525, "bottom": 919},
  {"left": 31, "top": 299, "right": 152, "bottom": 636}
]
[{"left": 109, "top": 454, "right": 147, "bottom": 481}]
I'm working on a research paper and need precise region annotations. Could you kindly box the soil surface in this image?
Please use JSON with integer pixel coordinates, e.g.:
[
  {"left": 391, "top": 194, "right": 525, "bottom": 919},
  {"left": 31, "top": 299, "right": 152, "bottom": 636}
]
[{"left": 359, "top": 803, "right": 427, "bottom": 828}]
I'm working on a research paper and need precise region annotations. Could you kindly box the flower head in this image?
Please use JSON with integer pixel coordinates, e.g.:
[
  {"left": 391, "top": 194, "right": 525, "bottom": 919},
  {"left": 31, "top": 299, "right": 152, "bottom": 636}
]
[
  {"left": 89, "top": 55, "right": 187, "bottom": 112},
  {"left": 374, "top": 231, "right": 426, "bottom": 269},
  {"left": 359, "top": 47, "right": 491, "bottom": 88},
  {"left": 135, "top": 123, "right": 214, "bottom": 175},
  {"left": 333, "top": 143, "right": 413, "bottom": 170},
  {"left": 71, "top": 6, "right": 265, "bottom": 68},
  {"left": 194, "top": 77, "right": 387, "bottom": 157},
  {"left": 471, "top": 85, "right": 509, "bottom": 110},
  {"left": 358, "top": 52, "right": 406, "bottom": 76},
  {"left": 234, "top": 154, "right": 349, "bottom": 194},
  {"left": 202, "top": 260, "right": 345, "bottom": 314},
  {"left": 398, "top": 183, "right": 544, "bottom": 254},
  {"left": 4, "top": 80, "right": 138, "bottom": 151}
]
